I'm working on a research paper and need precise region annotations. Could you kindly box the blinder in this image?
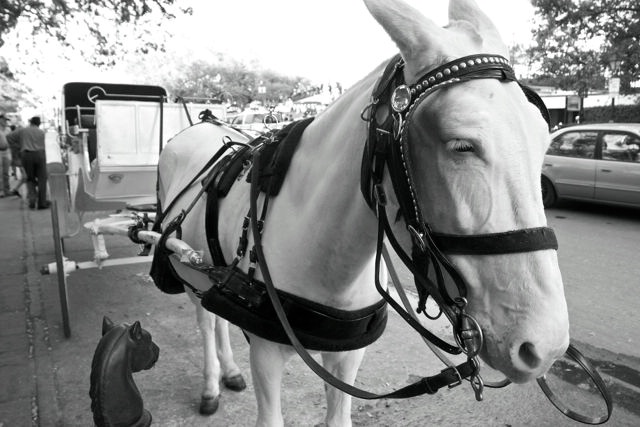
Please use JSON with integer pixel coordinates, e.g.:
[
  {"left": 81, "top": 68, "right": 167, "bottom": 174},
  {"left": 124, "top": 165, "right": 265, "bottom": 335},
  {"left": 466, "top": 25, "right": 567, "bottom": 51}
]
[{"left": 362, "top": 53, "right": 557, "bottom": 260}]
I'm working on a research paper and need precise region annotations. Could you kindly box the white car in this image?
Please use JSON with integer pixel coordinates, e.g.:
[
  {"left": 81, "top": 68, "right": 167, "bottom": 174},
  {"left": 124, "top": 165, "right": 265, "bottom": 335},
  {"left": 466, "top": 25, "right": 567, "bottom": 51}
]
[
  {"left": 542, "top": 123, "right": 640, "bottom": 208},
  {"left": 228, "top": 111, "right": 287, "bottom": 137}
]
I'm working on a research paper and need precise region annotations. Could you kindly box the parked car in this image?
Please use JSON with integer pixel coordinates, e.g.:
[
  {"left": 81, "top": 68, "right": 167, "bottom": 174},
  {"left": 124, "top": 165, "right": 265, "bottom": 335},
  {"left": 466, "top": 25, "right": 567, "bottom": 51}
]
[
  {"left": 228, "top": 110, "right": 287, "bottom": 137},
  {"left": 542, "top": 123, "right": 640, "bottom": 208}
]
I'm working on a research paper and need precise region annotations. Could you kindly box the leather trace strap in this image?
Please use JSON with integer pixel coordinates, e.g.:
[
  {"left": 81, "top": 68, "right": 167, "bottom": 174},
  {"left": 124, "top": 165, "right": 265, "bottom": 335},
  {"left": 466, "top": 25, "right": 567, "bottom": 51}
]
[{"left": 249, "top": 150, "right": 481, "bottom": 400}]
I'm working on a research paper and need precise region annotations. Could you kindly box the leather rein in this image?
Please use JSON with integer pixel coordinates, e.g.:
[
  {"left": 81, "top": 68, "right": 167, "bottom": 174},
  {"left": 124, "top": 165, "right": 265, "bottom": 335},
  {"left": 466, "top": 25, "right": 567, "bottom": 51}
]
[
  {"left": 356, "top": 53, "right": 611, "bottom": 423},
  {"left": 247, "top": 53, "right": 611, "bottom": 423},
  {"left": 360, "top": 52, "right": 557, "bottom": 393}
]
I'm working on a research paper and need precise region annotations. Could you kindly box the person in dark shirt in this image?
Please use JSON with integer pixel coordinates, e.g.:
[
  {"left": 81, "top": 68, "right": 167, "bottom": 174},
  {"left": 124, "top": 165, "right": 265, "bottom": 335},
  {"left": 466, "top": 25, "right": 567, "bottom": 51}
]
[
  {"left": 20, "top": 116, "right": 49, "bottom": 209},
  {"left": 0, "top": 114, "right": 10, "bottom": 197}
]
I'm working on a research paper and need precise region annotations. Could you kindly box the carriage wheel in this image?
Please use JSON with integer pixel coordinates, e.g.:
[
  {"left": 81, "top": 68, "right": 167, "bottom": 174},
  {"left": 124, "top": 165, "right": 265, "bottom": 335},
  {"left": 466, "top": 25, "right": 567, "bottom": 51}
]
[{"left": 51, "top": 199, "right": 71, "bottom": 338}]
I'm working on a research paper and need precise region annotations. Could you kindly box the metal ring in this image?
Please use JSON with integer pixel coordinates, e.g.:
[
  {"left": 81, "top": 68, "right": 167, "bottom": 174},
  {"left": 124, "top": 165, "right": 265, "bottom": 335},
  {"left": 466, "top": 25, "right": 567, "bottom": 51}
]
[
  {"left": 537, "top": 344, "right": 612, "bottom": 425},
  {"left": 453, "top": 296, "right": 468, "bottom": 309},
  {"left": 360, "top": 102, "right": 374, "bottom": 121},
  {"left": 454, "top": 312, "right": 483, "bottom": 358},
  {"left": 470, "top": 373, "right": 484, "bottom": 401},
  {"left": 421, "top": 295, "right": 442, "bottom": 320},
  {"left": 263, "top": 111, "right": 279, "bottom": 131}
]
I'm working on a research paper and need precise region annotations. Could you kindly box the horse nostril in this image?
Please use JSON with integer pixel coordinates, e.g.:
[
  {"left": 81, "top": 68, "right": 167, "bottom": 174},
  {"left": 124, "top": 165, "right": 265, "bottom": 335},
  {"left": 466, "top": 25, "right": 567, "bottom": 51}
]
[{"left": 518, "top": 342, "right": 542, "bottom": 370}]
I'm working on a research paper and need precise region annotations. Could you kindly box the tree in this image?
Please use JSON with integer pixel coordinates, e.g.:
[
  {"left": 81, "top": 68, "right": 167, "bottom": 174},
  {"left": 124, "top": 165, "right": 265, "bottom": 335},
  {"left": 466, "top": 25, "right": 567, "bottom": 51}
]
[
  {"left": 528, "top": 0, "right": 640, "bottom": 93},
  {"left": 0, "top": 58, "right": 32, "bottom": 112},
  {"left": 0, "top": 0, "right": 192, "bottom": 67},
  {"left": 164, "top": 58, "right": 310, "bottom": 108}
]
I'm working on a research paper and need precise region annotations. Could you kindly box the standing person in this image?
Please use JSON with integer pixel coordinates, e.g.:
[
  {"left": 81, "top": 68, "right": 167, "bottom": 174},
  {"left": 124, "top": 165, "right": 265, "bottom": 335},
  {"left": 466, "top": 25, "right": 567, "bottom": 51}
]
[
  {"left": 7, "top": 124, "right": 26, "bottom": 197},
  {"left": 20, "top": 116, "right": 50, "bottom": 209},
  {"left": 0, "top": 115, "right": 11, "bottom": 197}
]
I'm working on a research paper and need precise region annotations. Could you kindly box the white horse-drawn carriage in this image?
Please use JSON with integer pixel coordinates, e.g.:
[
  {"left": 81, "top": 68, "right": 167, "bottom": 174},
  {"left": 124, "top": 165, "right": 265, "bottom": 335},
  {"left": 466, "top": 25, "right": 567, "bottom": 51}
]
[
  {"left": 42, "top": 1, "right": 613, "bottom": 425},
  {"left": 43, "top": 81, "right": 228, "bottom": 337}
]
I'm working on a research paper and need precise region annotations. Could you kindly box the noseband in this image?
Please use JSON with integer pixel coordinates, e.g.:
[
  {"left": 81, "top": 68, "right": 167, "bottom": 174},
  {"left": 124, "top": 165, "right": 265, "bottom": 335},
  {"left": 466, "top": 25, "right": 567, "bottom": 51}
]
[{"left": 361, "top": 53, "right": 558, "bottom": 397}]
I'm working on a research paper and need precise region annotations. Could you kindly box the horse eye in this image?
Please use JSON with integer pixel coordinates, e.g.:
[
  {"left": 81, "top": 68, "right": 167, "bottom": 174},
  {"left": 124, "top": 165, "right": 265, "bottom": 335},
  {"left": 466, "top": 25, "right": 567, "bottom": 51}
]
[{"left": 451, "top": 139, "right": 475, "bottom": 153}]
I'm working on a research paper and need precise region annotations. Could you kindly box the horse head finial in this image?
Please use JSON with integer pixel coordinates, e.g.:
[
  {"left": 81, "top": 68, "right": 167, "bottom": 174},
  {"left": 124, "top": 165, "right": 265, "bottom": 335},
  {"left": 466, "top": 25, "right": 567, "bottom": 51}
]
[{"left": 91, "top": 318, "right": 158, "bottom": 427}]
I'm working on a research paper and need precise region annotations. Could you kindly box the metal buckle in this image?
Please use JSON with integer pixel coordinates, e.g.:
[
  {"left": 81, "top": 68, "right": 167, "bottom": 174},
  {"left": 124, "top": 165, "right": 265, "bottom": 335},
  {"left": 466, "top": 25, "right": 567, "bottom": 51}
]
[
  {"left": 373, "top": 184, "right": 387, "bottom": 207},
  {"left": 392, "top": 114, "right": 403, "bottom": 140},
  {"left": 407, "top": 224, "right": 427, "bottom": 252},
  {"left": 441, "top": 366, "right": 463, "bottom": 389}
]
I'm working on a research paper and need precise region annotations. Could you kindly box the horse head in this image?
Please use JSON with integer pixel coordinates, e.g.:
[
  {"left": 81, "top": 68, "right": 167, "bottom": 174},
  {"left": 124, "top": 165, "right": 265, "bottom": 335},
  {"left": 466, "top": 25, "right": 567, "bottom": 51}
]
[
  {"left": 91, "top": 317, "right": 159, "bottom": 427},
  {"left": 365, "top": 0, "right": 569, "bottom": 383},
  {"left": 101, "top": 316, "right": 159, "bottom": 373}
]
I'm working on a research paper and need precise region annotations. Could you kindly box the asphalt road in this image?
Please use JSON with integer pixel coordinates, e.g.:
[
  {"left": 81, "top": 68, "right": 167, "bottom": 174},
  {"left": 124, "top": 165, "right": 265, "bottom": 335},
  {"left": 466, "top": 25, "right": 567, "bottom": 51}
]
[
  {"left": 5, "top": 198, "right": 639, "bottom": 426},
  {"left": 544, "top": 201, "right": 639, "bottom": 358},
  {"left": 386, "top": 199, "right": 640, "bottom": 424},
  {"left": 546, "top": 200, "right": 640, "bottom": 423}
]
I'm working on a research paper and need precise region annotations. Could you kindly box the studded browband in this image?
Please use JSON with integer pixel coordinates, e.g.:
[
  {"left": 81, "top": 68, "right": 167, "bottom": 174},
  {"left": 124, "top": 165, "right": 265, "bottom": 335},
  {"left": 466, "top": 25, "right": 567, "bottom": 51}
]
[
  {"left": 362, "top": 53, "right": 520, "bottom": 213},
  {"left": 391, "top": 54, "right": 516, "bottom": 115},
  {"left": 362, "top": 53, "right": 557, "bottom": 256}
]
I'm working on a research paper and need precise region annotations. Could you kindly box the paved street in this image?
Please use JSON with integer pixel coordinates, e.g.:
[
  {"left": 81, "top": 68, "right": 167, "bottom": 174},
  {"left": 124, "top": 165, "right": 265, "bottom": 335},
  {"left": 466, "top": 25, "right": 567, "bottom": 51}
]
[
  {"left": 545, "top": 201, "right": 640, "bottom": 358},
  {"left": 1, "top": 194, "right": 639, "bottom": 426}
]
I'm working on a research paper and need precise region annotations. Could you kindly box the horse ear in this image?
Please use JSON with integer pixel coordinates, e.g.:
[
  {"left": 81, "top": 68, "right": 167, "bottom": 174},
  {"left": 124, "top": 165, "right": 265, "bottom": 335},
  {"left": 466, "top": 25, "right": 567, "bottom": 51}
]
[
  {"left": 130, "top": 321, "right": 143, "bottom": 341},
  {"left": 363, "top": 0, "right": 447, "bottom": 78},
  {"left": 102, "top": 316, "right": 115, "bottom": 335},
  {"left": 448, "top": 0, "right": 509, "bottom": 56}
]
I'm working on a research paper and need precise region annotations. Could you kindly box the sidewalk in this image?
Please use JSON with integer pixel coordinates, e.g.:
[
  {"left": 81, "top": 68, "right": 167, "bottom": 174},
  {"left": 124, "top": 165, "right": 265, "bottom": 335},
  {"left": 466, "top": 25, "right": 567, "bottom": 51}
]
[
  {"left": 0, "top": 193, "right": 59, "bottom": 427},
  {"left": 0, "top": 191, "right": 638, "bottom": 426}
]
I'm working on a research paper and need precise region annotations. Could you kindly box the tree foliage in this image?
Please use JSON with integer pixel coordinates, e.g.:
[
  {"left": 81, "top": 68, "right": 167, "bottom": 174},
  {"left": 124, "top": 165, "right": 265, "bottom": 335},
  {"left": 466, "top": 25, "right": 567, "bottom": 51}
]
[
  {"left": 164, "top": 59, "right": 311, "bottom": 108},
  {"left": 528, "top": 0, "right": 640, "bottom": 93},
  {"left": 0, "top": 57, "right": 32, "bottom": 111},
  {"left": 0, "top": 0, "right": 191, "bottom": 66}
]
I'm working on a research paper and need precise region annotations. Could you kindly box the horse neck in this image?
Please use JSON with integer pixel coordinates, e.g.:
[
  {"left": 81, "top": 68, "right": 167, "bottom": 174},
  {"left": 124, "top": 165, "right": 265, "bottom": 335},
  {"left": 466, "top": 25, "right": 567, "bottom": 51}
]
[
  {"left": 90, "top": 331, "right": 144, "bottom": 425},
  {"left": 264, "top": 70, "right": 384, "bottom": 308}
]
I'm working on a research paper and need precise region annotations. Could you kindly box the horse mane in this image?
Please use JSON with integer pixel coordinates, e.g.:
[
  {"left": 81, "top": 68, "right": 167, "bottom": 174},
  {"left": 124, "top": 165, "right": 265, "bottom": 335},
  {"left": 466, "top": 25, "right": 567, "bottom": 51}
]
[{"left": 89, "top": 326, "right": 125, "bottom": 427}]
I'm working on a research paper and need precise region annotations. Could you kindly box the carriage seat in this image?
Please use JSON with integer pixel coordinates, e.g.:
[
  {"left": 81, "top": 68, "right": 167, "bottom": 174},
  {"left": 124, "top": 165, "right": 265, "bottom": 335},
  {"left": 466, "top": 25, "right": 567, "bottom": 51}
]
[
  {"left": 75, "top": 100, "right": 227, "bottom": 208},
  {"left": 80, "top": 114, "right": 97, "bottom": 163}
]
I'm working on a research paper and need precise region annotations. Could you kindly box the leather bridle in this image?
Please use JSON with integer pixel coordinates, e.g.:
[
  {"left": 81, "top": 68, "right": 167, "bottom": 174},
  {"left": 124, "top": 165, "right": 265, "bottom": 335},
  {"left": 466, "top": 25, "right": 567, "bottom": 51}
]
[
  {"left": 361, "top": 52, "right": 558, "bottom": 364},
  {"left": 357, "top": 53, "right": 611, "bottom": 423}
]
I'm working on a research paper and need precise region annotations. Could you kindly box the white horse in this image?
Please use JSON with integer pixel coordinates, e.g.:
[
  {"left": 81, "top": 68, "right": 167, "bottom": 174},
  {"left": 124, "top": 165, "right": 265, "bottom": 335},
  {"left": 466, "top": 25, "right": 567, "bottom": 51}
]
[{"left": 156, "top": 0, "right": 570, "bottom": 425}]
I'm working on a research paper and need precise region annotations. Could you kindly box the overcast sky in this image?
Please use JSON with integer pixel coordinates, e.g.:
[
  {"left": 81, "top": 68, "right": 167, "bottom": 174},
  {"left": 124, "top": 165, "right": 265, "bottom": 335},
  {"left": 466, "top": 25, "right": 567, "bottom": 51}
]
[
  {"left": 175, "top": 0, "right": 535, "bottom": 86},
  {"left": 2, "top": 0, "right": 537, "bottom": 118}
]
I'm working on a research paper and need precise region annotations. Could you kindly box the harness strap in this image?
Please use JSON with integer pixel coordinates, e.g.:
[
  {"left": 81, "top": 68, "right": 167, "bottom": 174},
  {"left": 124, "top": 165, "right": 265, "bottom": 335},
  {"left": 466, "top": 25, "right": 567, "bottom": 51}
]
[
  {"left": 153, "top": 128, "right": 234, "bottom": 232},
  {"left": 249, "top": 149, "right": 479, "bottom": 399},
  {"left": 432, "top": 227, "right": 558, "bottom": 255},
  {"left": 383, "top": 245, "right": 512, "bottom": 390},
  {"left": 246, "top": 117, "right": 314, "bottom": 195},
  {"left": 375, "top": 201, "right": 462, "bottom": 351}
]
